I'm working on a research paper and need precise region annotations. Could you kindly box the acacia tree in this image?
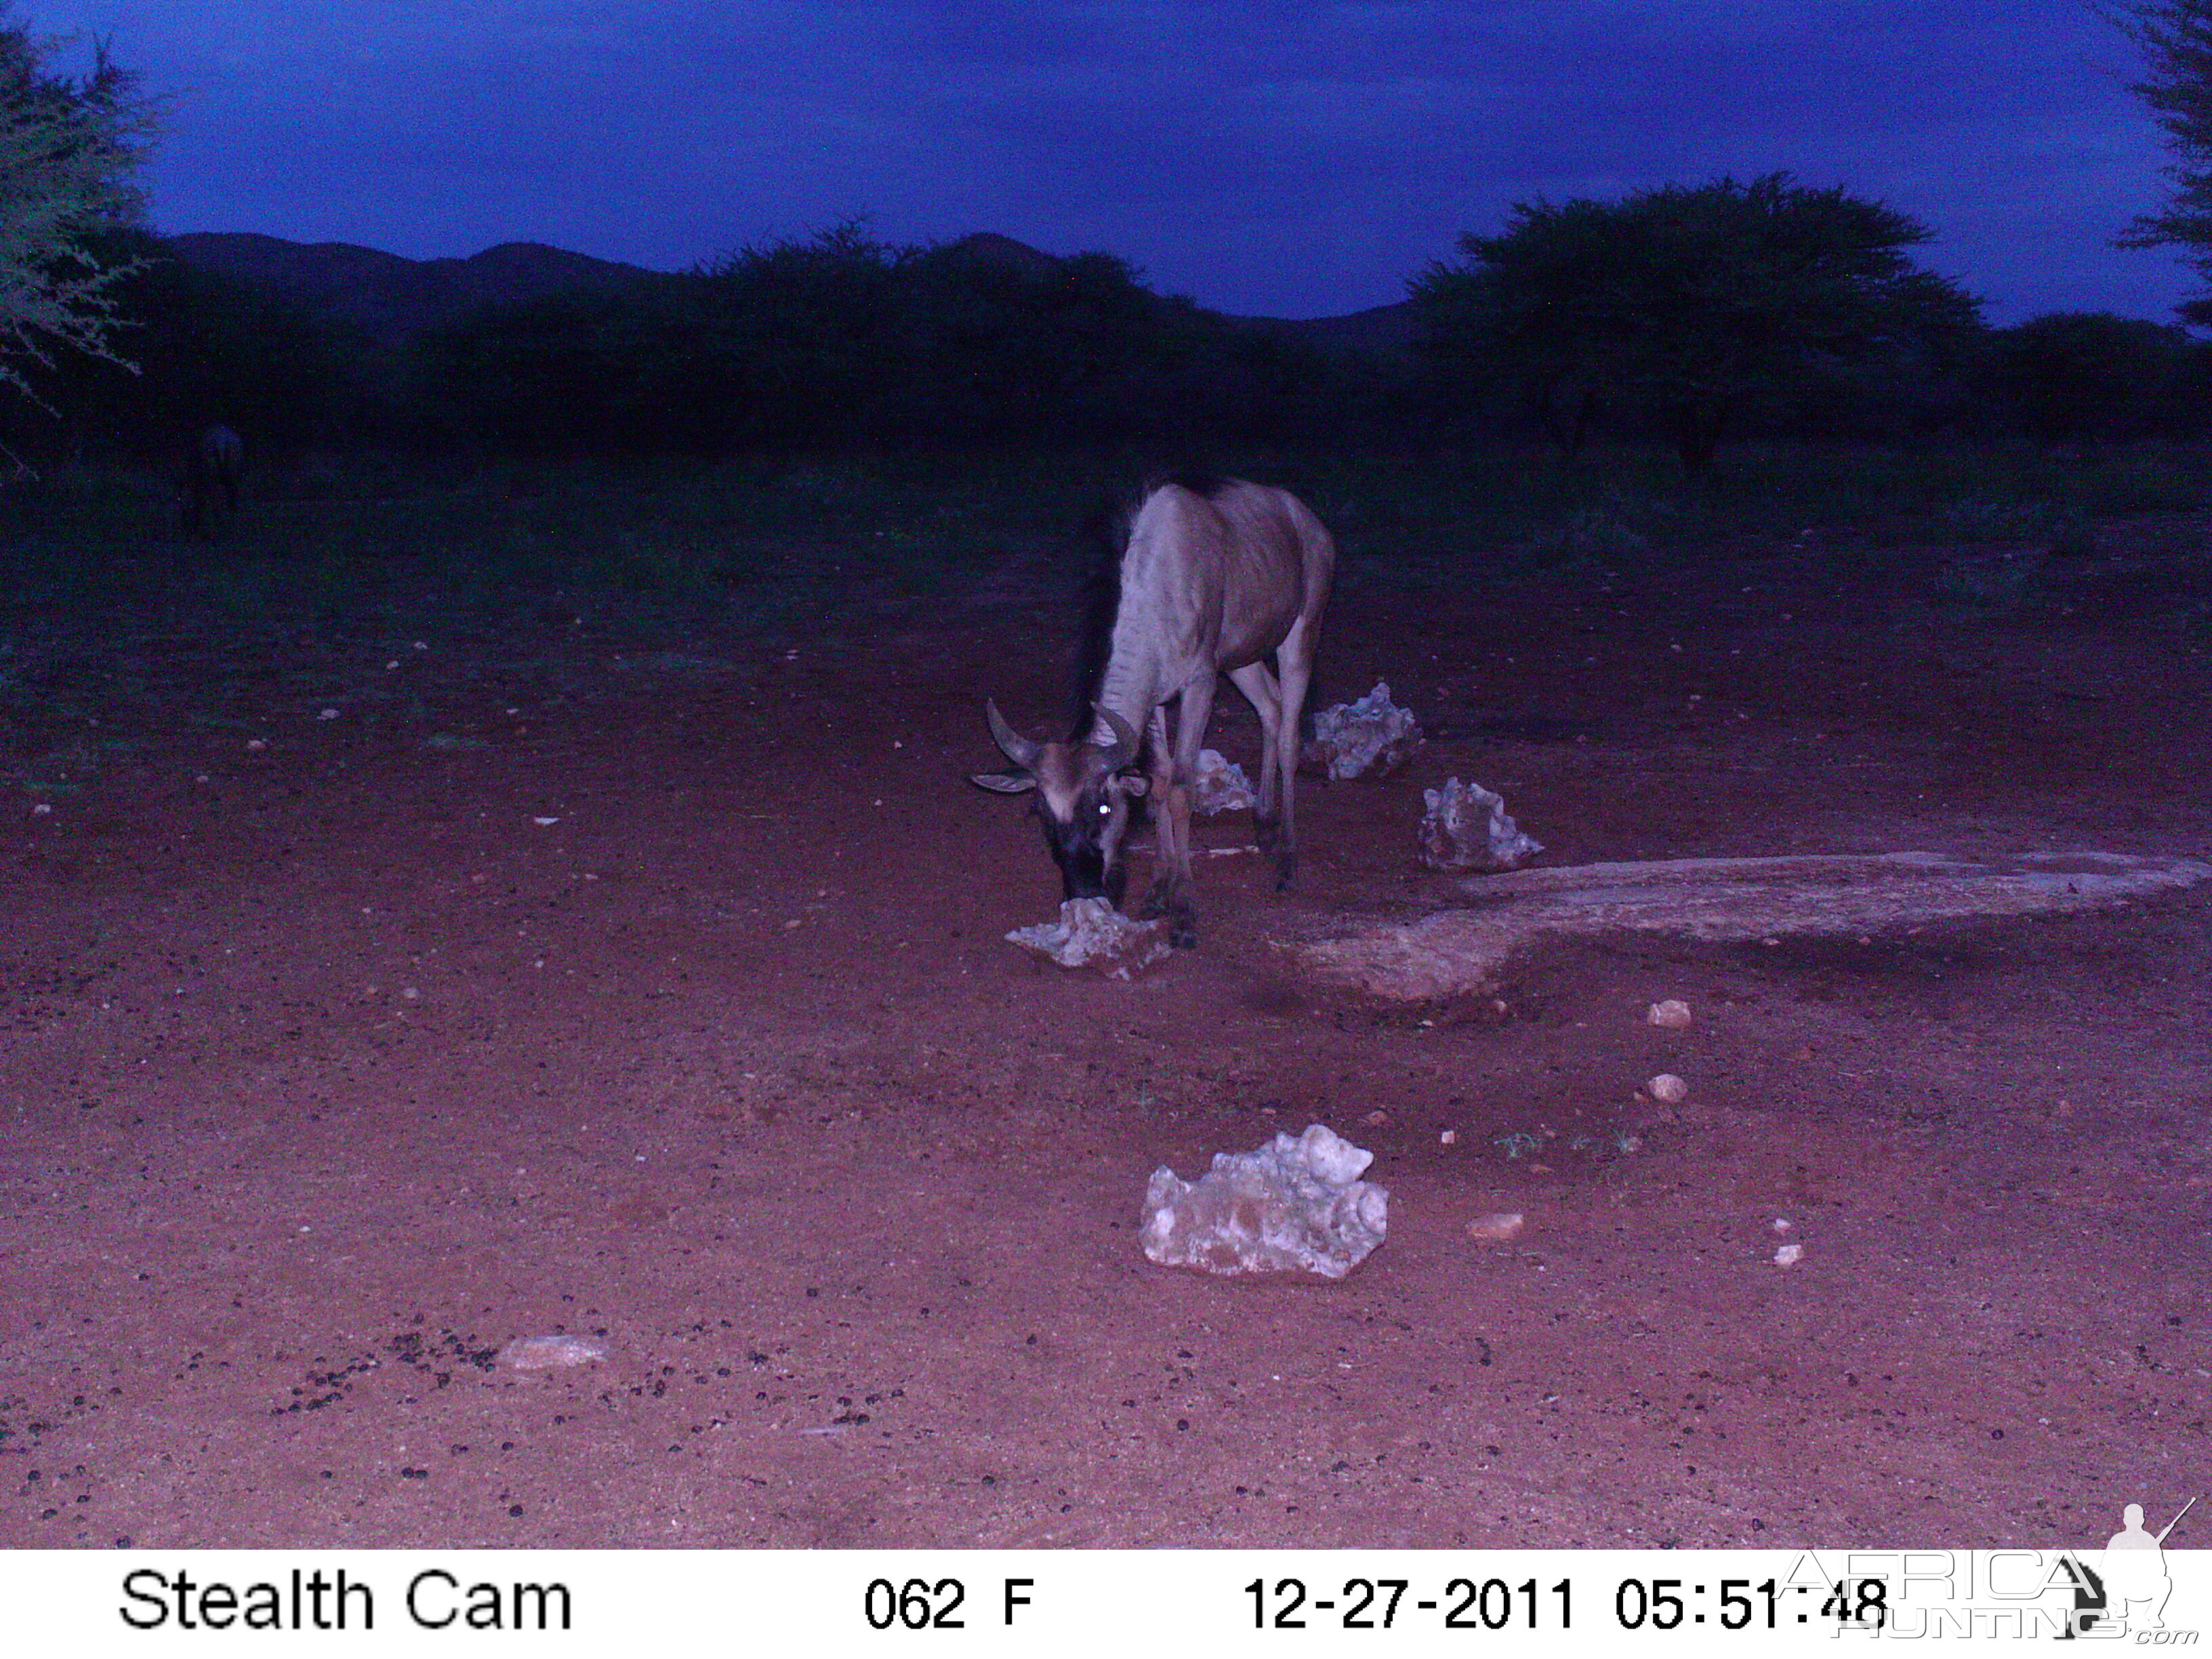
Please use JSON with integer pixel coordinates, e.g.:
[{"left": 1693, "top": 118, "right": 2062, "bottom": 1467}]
[
  {"left": 1980, "top": 311, "right": 2201, "bottom": 439},
  {"left": 0, "top": 11, "right": 157, "bottom": 405},
  {"left": 2110, "top": 1, "right": 2212, "bottom": 321},
  {"left": 1412, "top": 174, "right": 1982, "bottom": 475}
]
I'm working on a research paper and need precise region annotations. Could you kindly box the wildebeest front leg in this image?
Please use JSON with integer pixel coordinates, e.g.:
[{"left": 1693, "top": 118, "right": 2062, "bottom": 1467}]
[
  {"left": 1136, "top": 691, "right": 1207, "bottom": 947},
  {"left": 1160, "top": 675, "right": 1217, "bottom": 946},
  {"left": 1136, "top": 704, "right": 1177, "bottom": 924}
]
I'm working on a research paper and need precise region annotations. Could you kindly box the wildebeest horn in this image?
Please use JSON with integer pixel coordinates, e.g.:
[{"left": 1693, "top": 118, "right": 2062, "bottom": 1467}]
[
  {"left": 1093, "top": 703, "right": 1141, "bottom": 770},
  {"left": 986, "top": 700, "right": 1042, "bottom": 769}
]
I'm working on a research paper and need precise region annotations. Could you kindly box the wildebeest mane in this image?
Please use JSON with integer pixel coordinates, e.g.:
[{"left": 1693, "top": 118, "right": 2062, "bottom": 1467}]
[
  {"left": 1067, "top": 497, "right": 1128, "bottom": 738},
  {"left": 1148, "top": 468, "right": 1232, "bottom": 501},
  {"left": 1067, "top": 471, "right": 1234, "bottom": 737}
]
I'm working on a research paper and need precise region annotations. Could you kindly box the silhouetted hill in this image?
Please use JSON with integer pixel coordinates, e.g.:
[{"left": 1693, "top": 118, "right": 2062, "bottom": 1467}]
[
  {"left": 160, "top": 229, "right": 1414, "bottom": 354},
  {"left": 1274, "top": 301, "right": 1418, "bottom": 355},
  {"left": 161, "top": 232, "right": 661, "bottom": 340}
]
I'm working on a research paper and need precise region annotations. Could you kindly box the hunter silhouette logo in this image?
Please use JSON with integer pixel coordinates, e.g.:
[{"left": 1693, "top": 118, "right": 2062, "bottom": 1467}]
[
  {"left": 2061, "top": 1496, "right": 2197, "bottom": 1637},
  {"left": 2104, "top": 1497, "right": 2195, "bottom": 1633}
]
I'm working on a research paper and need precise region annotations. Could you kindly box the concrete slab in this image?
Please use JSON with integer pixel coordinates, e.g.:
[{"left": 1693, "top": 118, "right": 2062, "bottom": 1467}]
[{"left": 1291, "top": 850, "right": 2212, "bottom": 1002}]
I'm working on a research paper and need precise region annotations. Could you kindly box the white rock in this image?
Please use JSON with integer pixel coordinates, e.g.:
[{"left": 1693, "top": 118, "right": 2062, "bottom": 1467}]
[
  {"left": 499, "top": 1335, "right": 607, "bottom": 1370},
  {"left": 1647, "top": 1073, "right": 1689, "bottom": 1104},
  {"left": 1305, "top": 681, "right": 1425, "bottom": 780},
  {"left": 1417, "top": 777, "right": 1544, "bottom": 872},
  {"left": 1141, "top": 1123, "right": 1389, "bottom": 1278},
  {"left": 1646, "top": 998, "right": 1694, "bottom": 1027},
  {"left": 1006, "top": 897, "right": 1172, "bottom": 979},
  {"left": 1773, "top": 1243, "right": 1804, "bottom": 1268},
  {"left": 1190, "top": 748, "right": 1256, "bottom": 815}
]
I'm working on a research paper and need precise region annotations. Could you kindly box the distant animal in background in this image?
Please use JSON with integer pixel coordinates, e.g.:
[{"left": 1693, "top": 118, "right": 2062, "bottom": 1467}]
[{"left": 178, "top": 424, "right": 243, "bottom": 537}]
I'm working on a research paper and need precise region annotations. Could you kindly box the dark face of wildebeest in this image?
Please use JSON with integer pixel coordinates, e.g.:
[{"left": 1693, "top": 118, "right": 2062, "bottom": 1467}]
[{"left": 970, "top": 703, "right": 1149, "bottom": 906}]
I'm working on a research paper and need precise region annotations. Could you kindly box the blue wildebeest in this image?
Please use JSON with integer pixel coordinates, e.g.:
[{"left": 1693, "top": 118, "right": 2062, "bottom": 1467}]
[
  {"left": 178, "top": 424, "right": 243, "bottom": 538},
  {"left": 972, "top": 473, "right": 1336, "bottom": 949}
]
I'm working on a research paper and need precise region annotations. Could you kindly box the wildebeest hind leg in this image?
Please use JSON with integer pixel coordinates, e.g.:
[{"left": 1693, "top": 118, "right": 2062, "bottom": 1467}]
[
  {"left": 1229, "top": 661, "right": 1287, "bottom": 874},
  {"left": 1270, "top": 628, "right": 1318, "bottom": 891}
]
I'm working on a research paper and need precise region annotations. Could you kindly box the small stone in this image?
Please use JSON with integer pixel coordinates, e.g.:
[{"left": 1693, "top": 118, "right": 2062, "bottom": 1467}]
[
  {"left": 1772, "top": 1217, "right": 1794, "bottom": 1233},
  {"left": 1647, "top": 1073, "right": 1689, "bottom": 1104},
  {"left": 1647, "top": 999, "right": 1693, "bottom": 1028},
  {"left": 1466, "top": 1211, "right": 1524, "bottom": 1242},
  {"left": 499, "top": 1336, "right": 607, "bottom": 1370},
  {"left": 1439, "top": 1129, "right": 1458, "bottom": 1145},
  {"left": 1363, "top": 1109, "right": 1389, "bottom": 1127},
  {"left": 1773, "top": 1243, "right": 1804, "bottom": 1267}
]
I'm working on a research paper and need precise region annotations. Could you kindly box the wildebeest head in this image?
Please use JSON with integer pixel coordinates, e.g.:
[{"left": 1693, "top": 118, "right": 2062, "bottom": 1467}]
[{"left": 971, "top": 701, "right": 1148, "bottom": 905}]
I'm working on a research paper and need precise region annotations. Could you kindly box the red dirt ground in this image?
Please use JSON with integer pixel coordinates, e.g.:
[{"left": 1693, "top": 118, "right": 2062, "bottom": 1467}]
[{"left": 3, "top": 511, "right": 2210, "bottom": 1549}]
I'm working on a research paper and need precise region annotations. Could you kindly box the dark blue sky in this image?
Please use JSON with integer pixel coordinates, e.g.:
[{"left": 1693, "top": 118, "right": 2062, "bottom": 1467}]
[{"left": 41, "top": 1, "right": 2200, "bottom": 323}]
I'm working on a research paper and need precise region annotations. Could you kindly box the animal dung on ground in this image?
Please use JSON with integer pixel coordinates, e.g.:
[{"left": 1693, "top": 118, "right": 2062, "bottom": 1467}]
[
  {"left": 1647, "top": 998, "right": 1694, "bottom": 1027},
  {"left": 1465, "top": 1210, "right": 1525, "bottom": 1242},
  {"left": 498, "top": 1335, "right": 607, "bottom": 1370},
  {"left": 1191, "top": 747, "right": 1257, "bottom": 815},
  {"left": 1416, "top": 777, "right": 1544, "bottom": 872},
  {"left": 1647, "top": 1073, "right": 1690, "bottom": 1104},
  {"left": 1005, "top": 897, "right": 1172, "bottom": 979},
  {"left": 1305, "top": 681, "right": 1425, "bottom": 780},
  {"left": 1141, "top": 1122, "right": 1389, "bottom": 1279}
]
